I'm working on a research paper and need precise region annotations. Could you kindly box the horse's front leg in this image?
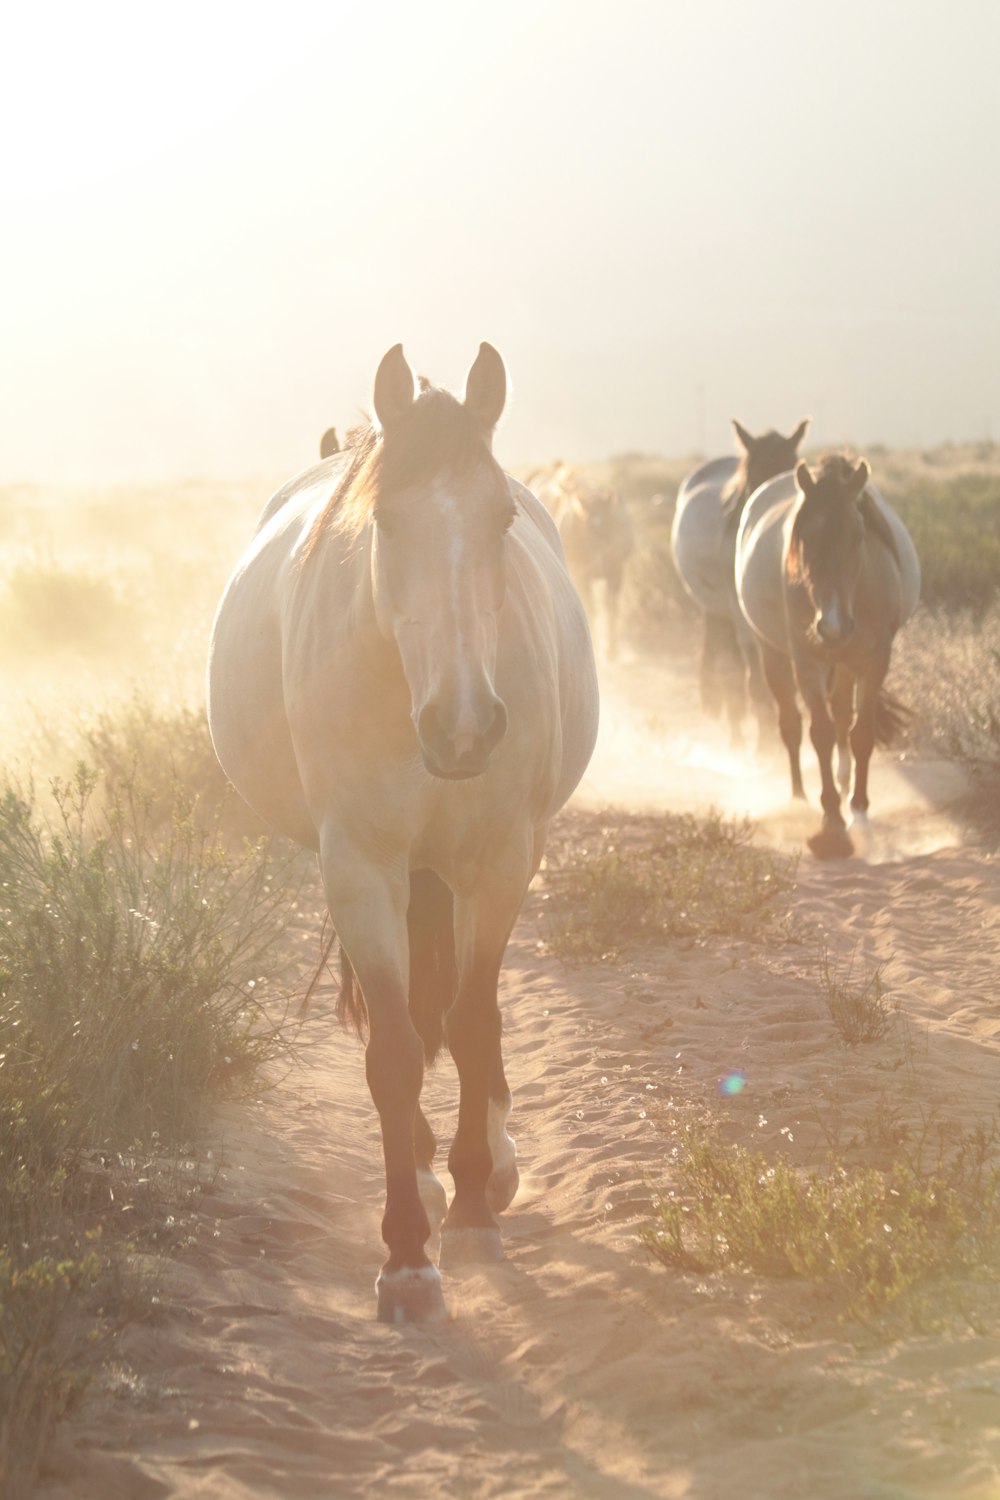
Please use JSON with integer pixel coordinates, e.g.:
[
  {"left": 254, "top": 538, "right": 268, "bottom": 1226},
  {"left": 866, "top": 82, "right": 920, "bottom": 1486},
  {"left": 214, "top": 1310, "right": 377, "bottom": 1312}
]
[
  {"left": 440, "top": 838, "right": 533, "bottom": 1268},
  {"left": 797, "top": 661, "right": 853, "bottom": 859},
  {"left": 320, "top": 836, "right": 444, "bottom": 1324}
]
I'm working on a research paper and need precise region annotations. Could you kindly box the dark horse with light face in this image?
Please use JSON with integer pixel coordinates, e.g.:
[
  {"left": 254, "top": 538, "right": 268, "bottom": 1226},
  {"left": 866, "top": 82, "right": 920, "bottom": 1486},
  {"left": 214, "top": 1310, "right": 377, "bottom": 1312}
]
[
  {"left": 208, "top": 345, "right": 598, "bottom": 1321},
  {"left": 736, "top": 454, "right": 920, "bottom": 858},
  {"left": 671, "top": 418, "right": 810, "bottom": 745}
]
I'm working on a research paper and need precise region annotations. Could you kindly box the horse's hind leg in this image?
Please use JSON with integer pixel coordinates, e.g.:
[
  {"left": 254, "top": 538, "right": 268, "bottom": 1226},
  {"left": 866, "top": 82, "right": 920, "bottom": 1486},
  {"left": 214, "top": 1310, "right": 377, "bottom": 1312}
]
[
  {"left": 849, "top": 659, "right": 889, "bottom": 824},
  {"left": 604, "top": 572, "right": 624, "bottom": 663},
  {"left": 829, "top": 665, "right": 855, "bottom": 795},
  {"left": 440, "top": 839, "right": 533, "bottom": 1268}
]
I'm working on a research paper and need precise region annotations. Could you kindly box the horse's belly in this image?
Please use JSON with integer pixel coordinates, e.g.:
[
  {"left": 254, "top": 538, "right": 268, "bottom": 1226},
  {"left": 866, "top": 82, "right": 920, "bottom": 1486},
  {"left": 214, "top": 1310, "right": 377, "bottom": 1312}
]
[
  {"left": 671, "top": 485, "right": 733, "bottom": 616},
  {"left": 207, "top": 574, "right": 318, "bottom": 849}
]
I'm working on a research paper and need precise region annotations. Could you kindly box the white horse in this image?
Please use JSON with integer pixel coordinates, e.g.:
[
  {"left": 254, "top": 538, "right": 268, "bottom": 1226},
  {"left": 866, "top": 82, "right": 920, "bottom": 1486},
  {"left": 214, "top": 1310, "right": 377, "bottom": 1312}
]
[
  {"left": 208, "top": 344, "right": 598, "bottom": 1321},
  {"left": 736, "top": 455, "right": 920, "bottom": 857},
  {"left": 671, "top": 419, "right": 810, "bottom": 744}
]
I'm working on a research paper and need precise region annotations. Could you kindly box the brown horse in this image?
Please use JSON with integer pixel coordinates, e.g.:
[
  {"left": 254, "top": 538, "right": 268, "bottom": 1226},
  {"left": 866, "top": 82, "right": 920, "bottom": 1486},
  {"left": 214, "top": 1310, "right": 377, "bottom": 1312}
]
[
  {"left": 552, "top": 477, "right": 634, "bottom": 661},
  {"left": 736, "top": 454, "right": 920, "bottom": 857},
  {"left": 208, "top": 344, "right": 598, "bottom": 1320},
  {"left": 671, "top": 419, "right": 810, "bottom": 745},
  {"left": 319, "top": 426, "right": 341, "bottom": 458}
]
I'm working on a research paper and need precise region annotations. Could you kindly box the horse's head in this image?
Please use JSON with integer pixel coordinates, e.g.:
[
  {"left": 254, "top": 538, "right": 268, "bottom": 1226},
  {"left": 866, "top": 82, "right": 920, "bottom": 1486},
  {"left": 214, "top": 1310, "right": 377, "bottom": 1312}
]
[
  {"left": 724, "top": 417, "right": 811, "bottom": 522},
  {"left": 787, "top": 455, "right": 872, "bottom": 647},
  {"left": 368, "top": 343, "right": 514, "bottom": 780}
]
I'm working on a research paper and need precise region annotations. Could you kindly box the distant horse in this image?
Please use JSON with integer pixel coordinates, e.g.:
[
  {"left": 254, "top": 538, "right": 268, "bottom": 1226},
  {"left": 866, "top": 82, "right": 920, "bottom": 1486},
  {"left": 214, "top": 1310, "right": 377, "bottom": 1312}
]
[
  {"left": 319, "top": 426, "right": 341, "bottom": 459},
  {"left": 547, "top": 472, "right": 634, "bottom": 661},
  {"left": 208, "top": 344, "right": 598, "bottom": 1322},
  {"left": 735, "top": 454, "right": 920, "bottom": 858},
  {"left": 671, "top": 418, "right": 810, "bottom": 744}
]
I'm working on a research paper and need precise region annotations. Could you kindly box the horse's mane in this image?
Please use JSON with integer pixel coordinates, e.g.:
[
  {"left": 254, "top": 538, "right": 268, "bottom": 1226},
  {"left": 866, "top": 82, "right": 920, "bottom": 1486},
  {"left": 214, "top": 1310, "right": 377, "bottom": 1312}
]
[
  {"left": 722, "top": 429, "right": 809, "bottom": 528},
  {"left": 303, "top": 385, "right": 501, "bottom": 560},
  {"left": 720, "top": 429, "right": 792, "bottom": 524}
]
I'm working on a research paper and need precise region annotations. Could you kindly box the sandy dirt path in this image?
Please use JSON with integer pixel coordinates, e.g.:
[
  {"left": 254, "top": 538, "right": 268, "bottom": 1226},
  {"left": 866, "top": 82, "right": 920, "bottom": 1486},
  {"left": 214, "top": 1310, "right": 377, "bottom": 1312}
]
[{"left": 38, "top": 658, "right": 1000, "bottom": 1500}]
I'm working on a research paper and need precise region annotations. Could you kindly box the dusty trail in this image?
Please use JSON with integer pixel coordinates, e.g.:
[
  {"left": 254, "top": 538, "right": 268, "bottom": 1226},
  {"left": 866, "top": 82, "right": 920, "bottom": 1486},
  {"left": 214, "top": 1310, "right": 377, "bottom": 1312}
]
[{"left": 40, "top": 658, "right": 1000, "bottom": 1500}]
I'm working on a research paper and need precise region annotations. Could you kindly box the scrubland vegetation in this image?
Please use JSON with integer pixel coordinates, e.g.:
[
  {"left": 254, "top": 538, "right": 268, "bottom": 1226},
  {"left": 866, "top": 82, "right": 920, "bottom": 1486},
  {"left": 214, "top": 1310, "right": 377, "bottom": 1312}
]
[
  {"left": 0, "top": 481, "right": 295, "bottom": 1494},
  {"left": 1, "top": 441, "right": 999, "bottom": 1488}
]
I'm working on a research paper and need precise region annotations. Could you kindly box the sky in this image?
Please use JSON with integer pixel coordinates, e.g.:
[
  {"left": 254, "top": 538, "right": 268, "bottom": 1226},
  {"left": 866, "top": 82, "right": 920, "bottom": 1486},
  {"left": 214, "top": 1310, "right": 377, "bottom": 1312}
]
[{"left": 2, "top": 0, "right": 999, "bottom": 483}]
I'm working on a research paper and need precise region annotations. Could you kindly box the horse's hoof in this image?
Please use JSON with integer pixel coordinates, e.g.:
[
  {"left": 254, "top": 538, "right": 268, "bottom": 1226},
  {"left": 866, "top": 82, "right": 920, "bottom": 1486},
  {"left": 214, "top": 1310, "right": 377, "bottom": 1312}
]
[
  {"left": 417, "top": 1168, "right": 448, "bottom": 1232},
  {"left": 439, "top": 1226, "right": 504, "bottom": 1269},
  {"left": 376, "top": 1264, "right": 447, "bottom": 1325},
  {"left": 486, "top": 1162, "right": 520, "bottom": 1215},
  {"left": 807, "top": 823, "right": 854, "bottom": 860}
]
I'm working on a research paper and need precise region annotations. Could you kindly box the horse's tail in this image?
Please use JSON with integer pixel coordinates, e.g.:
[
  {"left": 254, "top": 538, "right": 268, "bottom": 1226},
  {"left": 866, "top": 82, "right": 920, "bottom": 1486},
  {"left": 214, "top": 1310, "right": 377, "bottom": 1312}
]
[
  {"left": 874, "top": 686, "right": 912, "bottom": 748},
  {"left": 336, "top": 869, "right": 455, "bottom": 1064}
]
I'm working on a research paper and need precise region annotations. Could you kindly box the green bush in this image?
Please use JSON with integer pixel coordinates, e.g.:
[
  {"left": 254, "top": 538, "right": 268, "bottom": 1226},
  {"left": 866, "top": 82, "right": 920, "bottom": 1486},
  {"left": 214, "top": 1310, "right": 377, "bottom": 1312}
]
[
  {"left": 541, "top": 810, "right": 794, "bottom": 959},
  {"left": 643, "top": 1119, "right": 1000, "bottom": 1321},
  {"left": 0, "top": 762, "right": 297, "bottom": 1489}
]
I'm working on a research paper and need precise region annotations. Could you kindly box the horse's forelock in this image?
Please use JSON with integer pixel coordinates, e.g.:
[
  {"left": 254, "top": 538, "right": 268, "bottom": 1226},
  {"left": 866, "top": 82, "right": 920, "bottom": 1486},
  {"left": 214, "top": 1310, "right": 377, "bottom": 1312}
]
[{"left": 304, "top": 387, "right": 499, "bottom": 557}]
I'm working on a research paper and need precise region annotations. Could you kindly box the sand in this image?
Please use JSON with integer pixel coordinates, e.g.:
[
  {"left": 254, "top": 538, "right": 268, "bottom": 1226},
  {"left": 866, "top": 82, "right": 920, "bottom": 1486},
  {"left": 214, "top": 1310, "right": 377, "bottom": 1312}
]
[{"left": 37, "top": 657, "right": 1000, "bottom": 1500}]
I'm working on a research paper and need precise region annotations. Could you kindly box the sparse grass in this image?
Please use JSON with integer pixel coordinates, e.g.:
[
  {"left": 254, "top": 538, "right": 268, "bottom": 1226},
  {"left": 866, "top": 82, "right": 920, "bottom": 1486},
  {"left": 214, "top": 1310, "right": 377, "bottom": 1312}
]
[
  {"left": 821, "top": 949, "right": 897, "bottom": 1044},
  {"left": 642, "top": 1116, "right": 1000, "bottom": 1323},
  {"left": 541, "top": 809, "right": 795, "bottom": 959},
  {"left": 0, "top": 760, "right": 298, "bottom": 1493}
]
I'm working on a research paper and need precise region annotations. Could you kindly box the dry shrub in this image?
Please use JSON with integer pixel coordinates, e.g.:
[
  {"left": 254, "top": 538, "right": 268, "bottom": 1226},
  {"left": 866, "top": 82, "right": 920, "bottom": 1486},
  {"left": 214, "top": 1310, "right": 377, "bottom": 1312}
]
[{"left": 892, "top": 603, "right": 1000, "bottom": 767}]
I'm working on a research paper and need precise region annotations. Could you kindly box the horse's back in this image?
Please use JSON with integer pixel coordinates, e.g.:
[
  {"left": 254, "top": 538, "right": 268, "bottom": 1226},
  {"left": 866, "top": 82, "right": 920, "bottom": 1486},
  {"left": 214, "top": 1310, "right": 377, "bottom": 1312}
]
[
  {"left": 671, "top": 455, "right": 741, "bottom": 614},
  {"left": 735, "top": 473, "right": 797, "bottom": 653}
]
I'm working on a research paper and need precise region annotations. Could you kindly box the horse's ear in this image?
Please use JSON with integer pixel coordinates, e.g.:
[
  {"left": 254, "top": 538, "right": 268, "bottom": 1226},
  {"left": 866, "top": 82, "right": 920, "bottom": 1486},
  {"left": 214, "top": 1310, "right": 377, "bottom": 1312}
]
[
  {"left": 795, "top": 461, "right": 815, "bottom": 497},
  {"left": 373, "top": 344, "right": 416, "bottom": 431},
  {"left": 789, "top": 417, "right": 811, "bottom": 449},
  {"left": 850, "top": 459, "right": 871, "bottom": 500},
  {"left": 464, "top": 342, "right": 507, "bottom": 430},
  {"left": 732, "top": 419, "right": 754, "bottom": 452}
]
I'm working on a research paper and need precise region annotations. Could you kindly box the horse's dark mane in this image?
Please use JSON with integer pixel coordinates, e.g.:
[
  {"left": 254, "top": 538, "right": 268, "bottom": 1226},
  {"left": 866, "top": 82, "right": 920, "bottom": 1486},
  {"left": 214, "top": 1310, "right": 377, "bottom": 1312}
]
[
  {"left": 721, "top": 429, "right": 794, "bottom": 521},
  {"left": 303, "top": 386, "right": 501, "bottom": 559}
]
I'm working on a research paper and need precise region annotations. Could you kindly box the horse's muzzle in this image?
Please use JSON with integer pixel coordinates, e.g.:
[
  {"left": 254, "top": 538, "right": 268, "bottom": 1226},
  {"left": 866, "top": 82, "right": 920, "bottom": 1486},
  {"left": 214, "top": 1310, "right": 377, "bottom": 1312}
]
[
  {"left": 816, "top": 614, "right": 855, "bottom": 648},
  {"left": 417, "top": 699, "right": 508, "bottom": 780}
]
